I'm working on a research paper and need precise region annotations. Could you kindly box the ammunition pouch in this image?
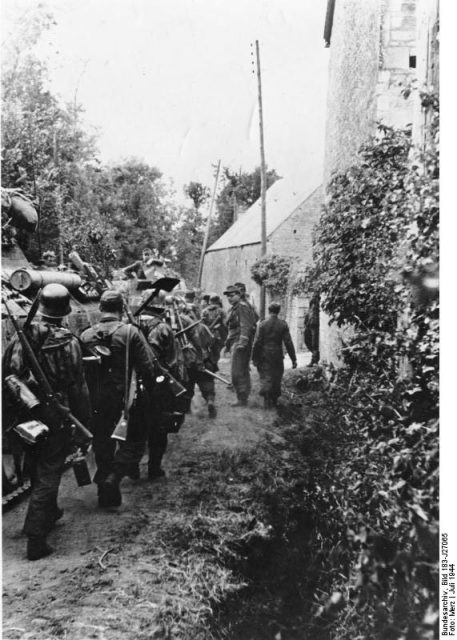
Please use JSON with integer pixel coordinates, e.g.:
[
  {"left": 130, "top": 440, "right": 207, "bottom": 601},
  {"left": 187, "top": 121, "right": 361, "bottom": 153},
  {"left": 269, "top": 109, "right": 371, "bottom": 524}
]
[
  {"left": 13, "top": 419, "right": 49, "bottom": 445},
  {"left": 4, "top": 374, "right": 40, "bottom": 411},
  {"left": 159, "top": 411, "right": 185, "bottom": 434}
]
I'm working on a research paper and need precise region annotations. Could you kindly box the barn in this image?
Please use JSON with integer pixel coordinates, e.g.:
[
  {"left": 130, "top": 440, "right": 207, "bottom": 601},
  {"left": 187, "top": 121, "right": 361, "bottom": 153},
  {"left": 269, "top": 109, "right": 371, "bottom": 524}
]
[{"left": 201, "top": 178, "right": 323, "bottom": 350}]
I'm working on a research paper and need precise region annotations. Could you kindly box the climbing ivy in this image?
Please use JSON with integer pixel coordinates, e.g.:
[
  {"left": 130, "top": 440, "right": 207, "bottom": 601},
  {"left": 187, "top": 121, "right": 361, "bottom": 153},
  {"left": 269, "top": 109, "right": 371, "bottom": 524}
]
[
  {"left": 305, "top": 104, "right": 439, "bottom": 639},
  {"left": 250, "top": 254, "right": 292, "bottom": 295}
]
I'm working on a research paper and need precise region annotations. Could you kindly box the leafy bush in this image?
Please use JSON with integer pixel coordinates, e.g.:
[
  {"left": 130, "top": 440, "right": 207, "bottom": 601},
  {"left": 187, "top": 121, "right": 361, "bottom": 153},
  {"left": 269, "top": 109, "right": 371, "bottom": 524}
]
[
  {"left": 250, "top": 254, "right": 292, "bottom": 295},
  {"left": 300, "top": 103, "right": 439, "bottom": 638}
]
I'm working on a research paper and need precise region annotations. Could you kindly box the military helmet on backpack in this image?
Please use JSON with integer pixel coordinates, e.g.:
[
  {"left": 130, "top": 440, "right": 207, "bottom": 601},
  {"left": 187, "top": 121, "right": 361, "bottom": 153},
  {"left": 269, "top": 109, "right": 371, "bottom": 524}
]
[{"left": 38, "top": 283, "right": 72, "bottom": 318}]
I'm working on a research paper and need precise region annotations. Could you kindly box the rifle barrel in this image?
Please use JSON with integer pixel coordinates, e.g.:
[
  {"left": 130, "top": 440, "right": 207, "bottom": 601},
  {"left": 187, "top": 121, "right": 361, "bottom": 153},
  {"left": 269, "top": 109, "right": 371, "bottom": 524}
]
[
  {"left": 175, "top": 319, "right": 201, "bottom": 336},
  {"left": 203, "top": 369, "right": 232, "bottom": 386},
  {"left": 3, "top": 297, "right": 92, "bottom": 444}
]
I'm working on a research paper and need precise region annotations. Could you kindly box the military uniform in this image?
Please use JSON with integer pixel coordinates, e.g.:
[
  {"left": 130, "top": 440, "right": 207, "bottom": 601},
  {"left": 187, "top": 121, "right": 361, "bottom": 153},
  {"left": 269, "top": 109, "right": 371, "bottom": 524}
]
[
  {"left": 252, "top": 314, "right": 297, "bottom": 406},
  {"left": 140, "top": 312, "right": 184, "bottom": 477},
  {"left": 304, "top": 294, "right": 320, "bottom": 365},
  {"left": 2, "top": 284, "right": 90, "bottom": 559},
  {"left": 80, "top": 312, "right": 157, "bottom": 490},
  {"left": 225, "top": 299, "right": 256, "bottom": 404},
  {"left": 202, "top": 303, "right": 227, "bottom": 366},
  {"left": 180, "top": 312, "right": 217, "bottom": 417}
]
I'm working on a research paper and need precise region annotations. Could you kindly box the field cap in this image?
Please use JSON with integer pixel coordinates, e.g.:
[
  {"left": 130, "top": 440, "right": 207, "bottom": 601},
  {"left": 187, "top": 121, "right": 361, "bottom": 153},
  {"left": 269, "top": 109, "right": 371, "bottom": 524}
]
[{"left": 223, "top": 285, "right": 241, "bottom": 296}]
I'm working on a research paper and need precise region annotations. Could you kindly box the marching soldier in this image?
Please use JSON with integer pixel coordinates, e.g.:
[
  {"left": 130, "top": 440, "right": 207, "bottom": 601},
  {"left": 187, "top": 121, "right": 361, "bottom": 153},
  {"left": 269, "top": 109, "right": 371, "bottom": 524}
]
[
  {"left": 202, "top": 293, "right": 227, "bottom": 367},
  {"left": 2, "top": 284, "right": 91, "bottom": 560},
  {"left": 224, "top": 284, "right": 256, "bottom": 407},
  {"left": 183, "top": 290, "right": 201, "bottom": 320},
  {"left": 252, "top": 302, "right": 297, "bottom": 409},
  {"left": 200, "top": 293, "right": 210, "bottom": 312},
  {"left": 179, "top": 306, "right": 218, "bottom": 418},
  {"left": 139, "top": 303, "right": 184, "bottom": 479},
  {"left": 80, "top": 290, "right": 158, "bottom": 507}
]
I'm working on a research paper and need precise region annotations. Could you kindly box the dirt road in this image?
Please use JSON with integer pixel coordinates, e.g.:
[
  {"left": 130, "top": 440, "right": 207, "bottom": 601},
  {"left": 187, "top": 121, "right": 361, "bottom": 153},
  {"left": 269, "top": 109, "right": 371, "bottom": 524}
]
[{"left": 2, "top": 356, "right": 290, "bottom": 640}]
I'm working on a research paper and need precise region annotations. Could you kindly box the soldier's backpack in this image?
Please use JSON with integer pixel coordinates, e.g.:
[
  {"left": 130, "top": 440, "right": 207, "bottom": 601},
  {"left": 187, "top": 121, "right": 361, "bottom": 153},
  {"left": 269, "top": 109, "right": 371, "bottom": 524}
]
[{"left": 81, "top": 321, "right": 124, "bottom": 408}]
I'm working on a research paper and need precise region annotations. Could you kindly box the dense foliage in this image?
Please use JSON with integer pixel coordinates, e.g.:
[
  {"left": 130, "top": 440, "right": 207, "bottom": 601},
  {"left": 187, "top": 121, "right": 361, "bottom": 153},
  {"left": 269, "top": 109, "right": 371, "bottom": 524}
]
[
  {"left": 184, "top": 181, "right": 211, "bottom": 211},
  {"left": 173, "top": 205, "right": 205, "bottom": 286},
  {"left": 1, "top": 6, "right": 200, "bottom": 276},
  {"left": 209, "top": 166, "right": 280, "bottom": 244},
  {"left": 250, "top": 254, "right": 292, "bottom": 296},
  {"left": 302, "top": 110, "right": 439, "bottom": 638}
]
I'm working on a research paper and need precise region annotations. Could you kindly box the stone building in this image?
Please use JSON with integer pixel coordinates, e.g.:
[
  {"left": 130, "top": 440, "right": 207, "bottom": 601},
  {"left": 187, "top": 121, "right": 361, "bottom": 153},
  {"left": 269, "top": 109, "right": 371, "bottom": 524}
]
[
  {"left": 319, "top": 0, "right": 438, "bottom": 364},
  {"left": 201, "top": 178, "right": 323, "bottom": 350}
]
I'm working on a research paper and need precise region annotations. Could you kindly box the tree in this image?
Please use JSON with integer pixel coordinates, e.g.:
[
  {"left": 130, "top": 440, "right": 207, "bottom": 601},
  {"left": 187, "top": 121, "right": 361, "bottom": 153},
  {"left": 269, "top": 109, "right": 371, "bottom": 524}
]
[
  {"left": 94, "top": 159, "right": 178, "bottom": 265},
  {"left": 173, "top": 206, "right": 205, "bottom": 286},
  {"left": 1, "top": 5, "right": 114, "bottom": 269},
  {"left": 209, "top": 166, "right": 280, "bottom": 244},
  {"left": 184, "top": 181, "right": 210, "bottom": 211}
]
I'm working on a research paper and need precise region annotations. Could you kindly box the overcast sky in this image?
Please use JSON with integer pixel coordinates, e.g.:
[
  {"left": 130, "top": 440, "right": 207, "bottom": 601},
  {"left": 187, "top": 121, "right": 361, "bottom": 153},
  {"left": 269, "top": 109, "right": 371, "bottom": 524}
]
[{"left": 3, "top": 0, "right": 329, "bottom": 197}]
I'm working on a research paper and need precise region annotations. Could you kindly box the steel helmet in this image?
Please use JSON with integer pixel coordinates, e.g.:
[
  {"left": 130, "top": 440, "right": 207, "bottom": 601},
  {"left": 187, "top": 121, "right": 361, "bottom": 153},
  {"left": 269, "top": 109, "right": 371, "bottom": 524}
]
[{"left": 38, "top": 283, "right": 72, "bottom": 318}]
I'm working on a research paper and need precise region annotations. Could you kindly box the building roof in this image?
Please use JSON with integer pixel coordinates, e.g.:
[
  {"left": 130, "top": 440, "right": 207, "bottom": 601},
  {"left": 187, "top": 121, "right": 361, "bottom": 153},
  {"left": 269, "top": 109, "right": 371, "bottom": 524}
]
[{"left": 207, "top": 178, "right": 321, "bottom": 252}]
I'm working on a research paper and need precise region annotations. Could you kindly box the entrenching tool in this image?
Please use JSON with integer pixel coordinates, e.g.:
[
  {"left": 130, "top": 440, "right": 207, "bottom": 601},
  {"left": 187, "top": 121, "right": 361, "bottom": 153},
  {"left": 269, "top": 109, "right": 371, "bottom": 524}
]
[{"left": 133, "top": 277, "right": 180, "bottom": 317}]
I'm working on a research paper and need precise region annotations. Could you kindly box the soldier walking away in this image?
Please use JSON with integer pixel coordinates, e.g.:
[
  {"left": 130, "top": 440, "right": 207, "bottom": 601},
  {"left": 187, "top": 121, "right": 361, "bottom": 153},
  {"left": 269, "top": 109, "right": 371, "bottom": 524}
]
[
  {"left": 224, "top": 284, "right": 256, "bottom": 407},
  {"left": 304, "top": 292, "right": 320, "bottom": 365},
  {"left": 2, "top": 284, "right": 91, "bottom": 560},
  {"left": 80, "top": 290, "right": 157, "bottom": 507},
  {"left": 200, "top": 293, "right": 210, "bottom": 312},
  {"left": 180, "top": 307, "right": 218, "bottom": 418},
  {"left": 252, "top": 302, "right": 297, "bottom": 409},
  {"left": 202, "top": 293, "right": 228, "bottom": 367},
  {"left": 139, "top": 303, "right": 185, "bottom": 479},
  {"left": 184, "top": 290, "right": 201, "bottom": 320}
]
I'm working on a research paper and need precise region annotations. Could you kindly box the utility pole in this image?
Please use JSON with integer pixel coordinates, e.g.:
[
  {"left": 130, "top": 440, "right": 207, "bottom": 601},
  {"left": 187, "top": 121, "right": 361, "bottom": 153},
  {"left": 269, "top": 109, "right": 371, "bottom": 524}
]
[
  {"left": 255, "top": 39, "right": 267, "bottom": 319},
  {"left": 197, "top": 159, "right": 221, "bottom": 289},
  {"left": 53, "top": 129, "right": 64, "bottom": 266}
]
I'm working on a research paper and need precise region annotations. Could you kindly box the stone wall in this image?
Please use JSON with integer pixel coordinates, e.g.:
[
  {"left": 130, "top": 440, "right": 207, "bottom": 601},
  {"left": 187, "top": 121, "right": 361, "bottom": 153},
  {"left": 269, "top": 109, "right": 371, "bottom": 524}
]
[
  {"left": 324, "top": 0, "right": 416, "bottom": 182},
  {"left": 201, "top": 186, "right": 324, "bottom": 348},
  {"left": 201, "top": 243, "right": 262, "bottom": 309},
  {"left": 269, "top": 186, "right": 322, "bottom": 258},
  {"left": 320, "top": 0, "right": 417, "bottom": 365}
]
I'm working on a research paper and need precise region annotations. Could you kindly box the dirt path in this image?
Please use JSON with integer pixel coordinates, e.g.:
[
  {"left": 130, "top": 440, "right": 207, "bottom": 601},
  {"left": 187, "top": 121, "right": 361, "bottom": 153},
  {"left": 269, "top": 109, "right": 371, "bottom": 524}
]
[{"left": 2, "top": 356, "right": 288, "bottom": 640}]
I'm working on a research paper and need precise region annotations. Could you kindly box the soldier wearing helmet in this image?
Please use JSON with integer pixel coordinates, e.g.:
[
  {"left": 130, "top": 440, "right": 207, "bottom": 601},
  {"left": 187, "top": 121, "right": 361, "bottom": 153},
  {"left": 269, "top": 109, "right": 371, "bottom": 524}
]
[
  {"left": 80, "top": 289, "right": 158, "bottom": 507},
  {"left": 138, "top": 301, "right": 185, "bottom": 479},
  {"left": 2, "top": 283, "right": 91, "bottom": 560}
]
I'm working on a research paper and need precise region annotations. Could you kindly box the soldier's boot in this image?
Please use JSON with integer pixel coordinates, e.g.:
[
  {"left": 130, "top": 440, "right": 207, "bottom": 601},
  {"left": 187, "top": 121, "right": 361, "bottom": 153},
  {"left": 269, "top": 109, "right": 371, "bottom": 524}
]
[
  {"left": 148, "top": 451, "right": 166, "bottom": 481},
  {"left": 126, "top": 463, "right": 140, "bottom": 480},
  {"left": 231, "top": 395, "right": 248, "bottom": 407},
  {"left": 49, "top": 507, "right": 64, "bottom": 530},
  {"left": 99, "top": 473, "right": 122, "bottom": 508},
  {"left": 148, "top": 464, "right": 166, "bottom": 481},
  {"left": 27, "top": 536, "right": 53, "bottom": 561},
  {"left": 207, "top": 398, "right": 217, "bottom": 418}
]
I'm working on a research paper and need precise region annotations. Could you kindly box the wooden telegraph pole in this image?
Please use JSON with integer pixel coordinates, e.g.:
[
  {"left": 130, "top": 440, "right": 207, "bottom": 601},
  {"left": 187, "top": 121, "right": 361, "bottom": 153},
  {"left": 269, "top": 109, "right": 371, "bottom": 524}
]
[
  {"left": 53, "top": 129, "right": 64, "bottom": 266},
  {"left": 197, "top": 159, "right": 221, "bottom": 289},
  {"left": 255, "top": 39, "right": 267, "bottom": 320}
]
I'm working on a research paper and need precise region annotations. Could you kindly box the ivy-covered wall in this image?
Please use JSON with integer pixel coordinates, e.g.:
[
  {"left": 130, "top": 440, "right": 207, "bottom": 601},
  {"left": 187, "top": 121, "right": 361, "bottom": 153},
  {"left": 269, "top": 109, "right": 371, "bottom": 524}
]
[
  {"left": 321, "top": 0, "right": 418, "bottom": 364},
  {"left": 202, "top": 186, "right": 323, "bottom": 347}
]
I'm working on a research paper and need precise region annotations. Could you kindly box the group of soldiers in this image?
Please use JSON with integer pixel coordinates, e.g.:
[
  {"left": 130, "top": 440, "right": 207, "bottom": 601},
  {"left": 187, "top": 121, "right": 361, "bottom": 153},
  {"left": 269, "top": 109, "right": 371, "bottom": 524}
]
[
  {"left": 223, "top": 283, "right": 297, "bottom": 408},
  {"left": 2, "top": 277, "right": 298, "bottom": 561}
]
